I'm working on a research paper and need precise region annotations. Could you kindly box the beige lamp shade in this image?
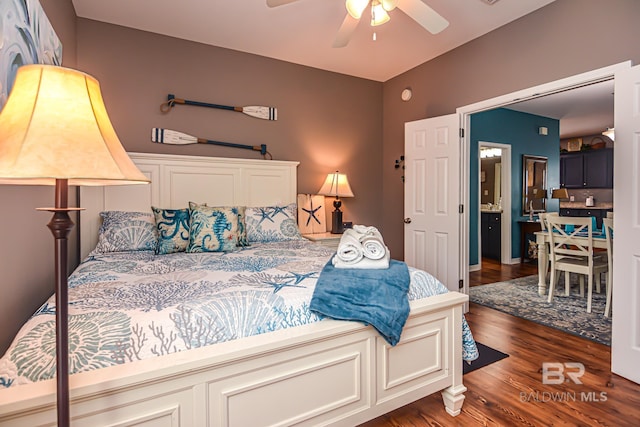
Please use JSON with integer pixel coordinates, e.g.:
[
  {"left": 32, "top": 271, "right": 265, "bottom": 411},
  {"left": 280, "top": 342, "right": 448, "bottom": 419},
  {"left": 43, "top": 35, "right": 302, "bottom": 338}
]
[
  {"left": 318, "top": 171, "right": 354, "bottom": 198},
  {"left": 551, "top": 188, "right": 569, "bottom": 199},
  {"left": 0, "top": 64, "right": 149, "bottom": 186},
  {"left": 528, "top": 186, "right": 547, "bottom": 199}
]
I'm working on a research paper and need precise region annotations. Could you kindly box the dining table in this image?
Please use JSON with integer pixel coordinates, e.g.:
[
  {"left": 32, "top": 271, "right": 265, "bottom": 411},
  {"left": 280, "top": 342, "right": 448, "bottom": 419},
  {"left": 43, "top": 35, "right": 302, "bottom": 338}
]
[{"left": 534, "top": 230, "right": 608, "bottom": 296}]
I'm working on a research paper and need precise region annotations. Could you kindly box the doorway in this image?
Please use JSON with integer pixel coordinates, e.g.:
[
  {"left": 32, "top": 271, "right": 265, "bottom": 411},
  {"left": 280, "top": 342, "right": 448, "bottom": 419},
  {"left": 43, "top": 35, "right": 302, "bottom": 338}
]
[
  {"left": 455, "top": 61, "right": 639, "bottom": 384},
  {"left": 458, "top": 62, "right": 629, "bottom": 298},
  {"left": 477, "top": 142, "right": 512, "bottom": 268}
]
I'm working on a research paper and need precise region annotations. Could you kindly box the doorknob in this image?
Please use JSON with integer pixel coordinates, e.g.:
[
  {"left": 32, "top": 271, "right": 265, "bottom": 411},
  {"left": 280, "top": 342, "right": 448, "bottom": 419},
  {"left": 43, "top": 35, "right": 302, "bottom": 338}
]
[{"left": 404, "top": 218, "right": 412, "bottom": 224}]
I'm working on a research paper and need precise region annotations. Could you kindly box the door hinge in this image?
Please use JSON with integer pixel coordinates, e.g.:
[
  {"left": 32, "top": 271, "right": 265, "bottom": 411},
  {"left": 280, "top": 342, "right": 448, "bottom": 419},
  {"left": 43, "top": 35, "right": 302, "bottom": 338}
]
[
  {"left": 459, "top": 128, "right": 464, "bottom": 138},
  {"left": 458, "top": 279, "right": 464, "bottom": 289},
  {"left": 459, "top": 204, "right": 464, "bottom": 214}
]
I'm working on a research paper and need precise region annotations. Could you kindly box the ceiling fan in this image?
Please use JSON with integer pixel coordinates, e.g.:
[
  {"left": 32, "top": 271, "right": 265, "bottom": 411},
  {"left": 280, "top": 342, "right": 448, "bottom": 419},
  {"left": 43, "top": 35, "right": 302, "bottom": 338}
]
[{"left": 266, "top": 0, "right": 449, "bottom": 48}]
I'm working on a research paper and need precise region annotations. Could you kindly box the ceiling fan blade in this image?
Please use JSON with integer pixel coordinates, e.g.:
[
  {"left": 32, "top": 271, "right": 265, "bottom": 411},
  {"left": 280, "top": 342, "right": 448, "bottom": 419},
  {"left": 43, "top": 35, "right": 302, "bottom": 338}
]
[
  {"left": 333, "top": 13, "right": 361, "bottom": 48},
  {"left": 266, "top": 0, "right": 301, "bottom": 7},
  {"left": 397, "top": 0, "right": 449, "bottom": 34}
]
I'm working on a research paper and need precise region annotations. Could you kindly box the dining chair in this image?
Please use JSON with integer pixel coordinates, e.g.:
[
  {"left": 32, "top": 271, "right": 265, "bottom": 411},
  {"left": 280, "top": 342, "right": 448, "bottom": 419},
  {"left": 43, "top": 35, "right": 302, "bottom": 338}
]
[
  {"left": 538, "top": 212, "right": 559, "bottom": 232},
  {"left": 546, "top": 216, "right": 609, "bottom": 313},
  {"left": 537, "top": 212, "right": 558, "bottom": 281},
  {"left": 603, "top": 217, "right": 613, "bottom": 317}
]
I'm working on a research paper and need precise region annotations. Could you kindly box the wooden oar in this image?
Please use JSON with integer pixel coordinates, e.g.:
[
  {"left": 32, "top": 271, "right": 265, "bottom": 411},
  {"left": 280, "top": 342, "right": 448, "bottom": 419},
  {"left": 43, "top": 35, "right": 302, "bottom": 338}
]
[
  {"left": 151, "top": 128, "right": 269, "bottom": 157},
  {"left": 160, "top": 94, "right": 277, "bottom": 121}
]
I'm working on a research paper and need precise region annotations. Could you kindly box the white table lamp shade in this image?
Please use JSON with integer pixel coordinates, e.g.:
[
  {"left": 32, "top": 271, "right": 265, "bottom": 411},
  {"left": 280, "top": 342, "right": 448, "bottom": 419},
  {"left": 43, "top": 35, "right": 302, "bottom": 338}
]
[{"left": 318, "top": 172, "right": 354, "bottom": 198}]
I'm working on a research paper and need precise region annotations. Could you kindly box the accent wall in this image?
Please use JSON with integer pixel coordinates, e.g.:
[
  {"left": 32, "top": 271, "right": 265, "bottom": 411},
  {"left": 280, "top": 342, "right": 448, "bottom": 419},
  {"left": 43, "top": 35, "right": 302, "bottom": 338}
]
[{"left": 469, "top": 108, "right": 560, "bottom": 265}]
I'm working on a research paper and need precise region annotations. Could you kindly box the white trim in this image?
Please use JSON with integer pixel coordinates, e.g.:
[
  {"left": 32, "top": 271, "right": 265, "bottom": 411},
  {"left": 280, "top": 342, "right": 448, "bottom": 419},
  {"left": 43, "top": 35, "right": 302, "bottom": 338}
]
[
  {"left": 457, "top": 61, "right": 632, "bottom": 291},
  {"left": 478, "top": 141, "right": 512, "bottom": 266}
]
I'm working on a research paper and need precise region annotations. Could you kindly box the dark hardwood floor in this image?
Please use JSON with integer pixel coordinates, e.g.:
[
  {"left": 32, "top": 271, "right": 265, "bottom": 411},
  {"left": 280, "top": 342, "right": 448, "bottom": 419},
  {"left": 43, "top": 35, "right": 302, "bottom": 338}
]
[
  {"left": 360, "top": 259, "right": 640, "bottom": 427},
  {"left": 469, "top": 257, "right": 538, "bottom": 287}
]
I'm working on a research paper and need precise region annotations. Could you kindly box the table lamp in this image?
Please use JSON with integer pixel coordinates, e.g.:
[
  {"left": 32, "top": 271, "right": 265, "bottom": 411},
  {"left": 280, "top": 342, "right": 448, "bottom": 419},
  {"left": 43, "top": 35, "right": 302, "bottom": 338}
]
[
  {"left": 0, "top": 64, "right": 149, "bottom": 427},
  {"left": 318, "top": 171, "right": 354, "bottom": 234},
  {"left": 551, "top": 188, "right": 569, "bottom": 200}
]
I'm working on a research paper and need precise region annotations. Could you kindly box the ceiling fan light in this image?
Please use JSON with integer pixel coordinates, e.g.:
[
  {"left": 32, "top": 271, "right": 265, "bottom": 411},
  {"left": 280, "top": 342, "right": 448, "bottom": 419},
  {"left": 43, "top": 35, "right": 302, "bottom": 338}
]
[
  {"left": 370, "top": 2, "right": 390, "bottom": 26},
  {"left": 346, "top": 0, "right": 369, "bottom": 19},
  {"left": 380, "top": 0, "right": 398, "bottom": 11}
]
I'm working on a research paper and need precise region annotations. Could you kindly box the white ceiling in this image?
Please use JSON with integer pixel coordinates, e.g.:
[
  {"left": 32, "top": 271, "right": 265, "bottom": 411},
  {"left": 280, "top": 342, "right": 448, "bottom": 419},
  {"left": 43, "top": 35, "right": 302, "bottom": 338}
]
[
  {"left": 71, "top": 0, "right": 609, "bottom": 137},
  {"left": 507, "top": 80, "right": 614, "bottom": 139},
  {"left": 71, "top": 0, "right": 556, "bottom": 82}
]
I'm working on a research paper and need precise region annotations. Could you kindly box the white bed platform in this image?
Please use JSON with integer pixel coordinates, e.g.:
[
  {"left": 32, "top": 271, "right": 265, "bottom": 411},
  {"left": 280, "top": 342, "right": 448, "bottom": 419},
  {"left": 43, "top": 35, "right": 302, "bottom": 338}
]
[{"left": 0, "top": 153, "right": 467, "bottom": 426}]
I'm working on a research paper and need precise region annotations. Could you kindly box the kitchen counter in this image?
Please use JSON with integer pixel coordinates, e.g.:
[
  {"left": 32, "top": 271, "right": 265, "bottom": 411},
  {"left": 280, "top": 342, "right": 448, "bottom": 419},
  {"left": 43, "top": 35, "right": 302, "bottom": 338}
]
[
  {"left": 560, "top": 202, "right": 613, "bottom": 209},
  {"left": 481, "top": 209, "right": 502, "bottom": 213}
]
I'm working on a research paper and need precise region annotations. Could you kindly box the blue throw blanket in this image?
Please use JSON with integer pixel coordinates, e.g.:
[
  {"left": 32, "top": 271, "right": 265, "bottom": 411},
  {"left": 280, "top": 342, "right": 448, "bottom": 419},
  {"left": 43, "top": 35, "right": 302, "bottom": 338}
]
[{"left": 310, "top": 256, "right": 410, "bottom": 346}]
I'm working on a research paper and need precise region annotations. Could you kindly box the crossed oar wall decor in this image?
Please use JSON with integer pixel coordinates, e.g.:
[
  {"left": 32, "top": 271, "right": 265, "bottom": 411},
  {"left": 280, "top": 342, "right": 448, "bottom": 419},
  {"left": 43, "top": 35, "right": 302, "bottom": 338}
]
[{"left": 160, "top": 94, "right": 277, "bottom": 121}]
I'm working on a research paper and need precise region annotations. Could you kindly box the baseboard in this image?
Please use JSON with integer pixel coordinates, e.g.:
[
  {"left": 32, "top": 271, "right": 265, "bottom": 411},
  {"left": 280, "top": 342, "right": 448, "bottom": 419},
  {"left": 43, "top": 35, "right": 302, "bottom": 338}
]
[{"left": 469, "top": 264, "right": 481, "bottom": 272}]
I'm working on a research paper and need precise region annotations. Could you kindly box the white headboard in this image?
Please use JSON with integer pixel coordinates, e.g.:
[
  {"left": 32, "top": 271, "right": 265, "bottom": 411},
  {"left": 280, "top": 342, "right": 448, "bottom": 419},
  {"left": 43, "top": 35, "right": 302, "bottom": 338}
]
[{"left": 80, "top": 152, "right": 299, "bottom": 259}]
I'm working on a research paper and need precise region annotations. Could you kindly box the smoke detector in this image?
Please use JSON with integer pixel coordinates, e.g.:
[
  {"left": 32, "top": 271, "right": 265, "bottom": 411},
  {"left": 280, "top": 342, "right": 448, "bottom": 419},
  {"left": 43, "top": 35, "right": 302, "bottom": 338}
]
[{"left": 480, "top": 0, "right": 500, "bottom": 5}]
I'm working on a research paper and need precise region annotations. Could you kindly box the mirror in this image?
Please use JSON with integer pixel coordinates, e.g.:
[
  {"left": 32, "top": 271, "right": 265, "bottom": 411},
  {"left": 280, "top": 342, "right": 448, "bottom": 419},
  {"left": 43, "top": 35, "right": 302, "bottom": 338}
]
[
  {"left": 522, "top": 155, "right": 547, "bottom": 215},
  {"left": 480, "top": 148, "right": 502, "bottom": 208}
]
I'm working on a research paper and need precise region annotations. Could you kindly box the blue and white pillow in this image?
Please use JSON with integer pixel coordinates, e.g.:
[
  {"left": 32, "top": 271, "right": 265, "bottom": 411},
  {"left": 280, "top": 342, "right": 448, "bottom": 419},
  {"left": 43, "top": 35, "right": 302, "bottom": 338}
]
[
  {"left": 245, "top": 203, "right": 302, "bottom": 243},
  {"left": 189, "top": 202, "right": 249, "bottom": 247},
  {"left": 187, "top": 205, "right": 239, "bottom": 252},
  {"left": 92, "top": 211, "right": 157, "bottom": 254},
  {"left": 152, "top": 207, "right": 190, "bottom": 254},
  {"left": 234, "top": 205, "right": 249, "bottom": 247}
]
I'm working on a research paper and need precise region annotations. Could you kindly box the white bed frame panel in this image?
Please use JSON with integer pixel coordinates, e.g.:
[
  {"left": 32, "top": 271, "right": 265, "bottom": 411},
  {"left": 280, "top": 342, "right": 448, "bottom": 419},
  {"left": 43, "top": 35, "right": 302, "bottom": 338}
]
[{"left": 0, "top": 153, "right": 467, "bottom": 426}]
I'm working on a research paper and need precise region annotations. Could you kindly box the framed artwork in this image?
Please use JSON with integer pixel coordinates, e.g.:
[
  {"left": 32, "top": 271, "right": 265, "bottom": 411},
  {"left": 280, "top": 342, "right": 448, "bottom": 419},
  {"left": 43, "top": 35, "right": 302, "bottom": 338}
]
[
  {"left": 297, "top": 194, "right": 326, "bottom": 234},
  {"left": 1, "top": 0, "right": 63, "bottom": 110}
]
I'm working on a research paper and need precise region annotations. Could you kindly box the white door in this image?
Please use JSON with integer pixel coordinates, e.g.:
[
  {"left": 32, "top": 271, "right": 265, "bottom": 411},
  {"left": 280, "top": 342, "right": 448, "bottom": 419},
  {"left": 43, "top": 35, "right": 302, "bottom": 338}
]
[
  {"left": 611, "top": 64, "right": 640, "bottom": 384},
  {"left": 404, "top": 114, "right": 461, "bottom": 292}
]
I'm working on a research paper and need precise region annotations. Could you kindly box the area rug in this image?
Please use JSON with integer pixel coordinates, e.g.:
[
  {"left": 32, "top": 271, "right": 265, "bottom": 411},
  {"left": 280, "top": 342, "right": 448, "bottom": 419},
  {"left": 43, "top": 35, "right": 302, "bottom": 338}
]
[
  {"left": 463, "top": 342, "right": 509, "bottom": 374},
  {"left": 469, "top": 275, "right": 611, "bottom": 345}
]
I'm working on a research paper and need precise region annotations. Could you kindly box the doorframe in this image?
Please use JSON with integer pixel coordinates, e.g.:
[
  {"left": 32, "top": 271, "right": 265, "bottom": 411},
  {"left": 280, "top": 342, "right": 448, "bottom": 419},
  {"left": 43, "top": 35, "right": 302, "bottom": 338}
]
[
  {"left": 477, "top": 141, "right": 512, "bottom": 267},
  {"left": 456, "top": 60, "right": 631, "bottom": 298}
]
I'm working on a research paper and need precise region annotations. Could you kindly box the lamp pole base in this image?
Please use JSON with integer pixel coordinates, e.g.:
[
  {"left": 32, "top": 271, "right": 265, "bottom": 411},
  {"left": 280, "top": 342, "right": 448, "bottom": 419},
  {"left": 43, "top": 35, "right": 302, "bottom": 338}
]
[{"left": 331, "top": 210, "right": 344, "bottom": 234}]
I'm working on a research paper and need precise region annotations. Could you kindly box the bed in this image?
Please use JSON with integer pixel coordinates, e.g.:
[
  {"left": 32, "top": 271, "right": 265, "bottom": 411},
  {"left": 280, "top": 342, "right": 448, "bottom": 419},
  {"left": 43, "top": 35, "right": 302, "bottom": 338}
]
[{"left": 0, "top": 152, "right": 476, "bottom": 426}]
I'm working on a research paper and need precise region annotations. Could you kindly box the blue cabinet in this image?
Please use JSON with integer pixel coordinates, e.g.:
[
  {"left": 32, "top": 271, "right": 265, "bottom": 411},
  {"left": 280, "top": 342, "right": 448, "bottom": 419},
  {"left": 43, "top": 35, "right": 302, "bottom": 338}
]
[
  {"left": 481, "top": 212, "right": 501, "bottom": 260},
  {"left": 559, "top": 208, "right": 612, "bottom": 230},
  {"left": 560, "top": 149, "right": 613, "bottom": 189}
]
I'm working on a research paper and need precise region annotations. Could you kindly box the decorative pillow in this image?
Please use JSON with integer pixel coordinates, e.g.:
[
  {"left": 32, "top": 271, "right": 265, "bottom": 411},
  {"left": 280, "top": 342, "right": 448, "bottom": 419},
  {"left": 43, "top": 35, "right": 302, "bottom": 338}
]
[
  {"left": 245, "top": 203, "right": 303, "bottom": 243},
  {"left": 92, "top": 211, "right": 157, "bottom": 254},
  {"left": 187, "top": 205, "right": 239, "bottom": 252},
  {"left": 152, "top": 207, "right": 190, "bottom": 255},
  {"left": 189, "top": 202, "right": 249, "bottom": 247},
  {"left": 234, "top": 205, "right": 249, "bottom": 247}
]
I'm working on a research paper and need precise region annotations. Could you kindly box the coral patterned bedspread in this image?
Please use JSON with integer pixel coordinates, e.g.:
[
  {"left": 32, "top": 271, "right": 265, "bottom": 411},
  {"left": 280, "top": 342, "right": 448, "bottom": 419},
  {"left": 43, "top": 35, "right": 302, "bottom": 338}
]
[{"left": 0, "top": 240, "right": 477, "bottom": 388}]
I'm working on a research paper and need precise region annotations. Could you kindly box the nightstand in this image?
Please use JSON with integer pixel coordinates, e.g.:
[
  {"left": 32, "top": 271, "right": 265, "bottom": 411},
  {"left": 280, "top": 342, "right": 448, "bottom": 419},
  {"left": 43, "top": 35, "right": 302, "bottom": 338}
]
[{"left": 302, "top": 232, "right": 342, "bottom": 251}]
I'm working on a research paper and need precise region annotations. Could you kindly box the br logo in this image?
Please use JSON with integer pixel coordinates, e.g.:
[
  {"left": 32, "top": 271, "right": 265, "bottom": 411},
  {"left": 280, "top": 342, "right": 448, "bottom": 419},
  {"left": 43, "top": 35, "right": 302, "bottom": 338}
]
[{"left": 542, "top": 362, "right": 585, "bottom": 384}]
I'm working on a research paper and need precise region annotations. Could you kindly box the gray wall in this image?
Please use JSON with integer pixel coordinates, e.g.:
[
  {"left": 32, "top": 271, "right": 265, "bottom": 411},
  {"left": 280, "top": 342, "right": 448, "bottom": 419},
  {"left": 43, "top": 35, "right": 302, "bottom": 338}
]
[
  {"left": 381, "top": 0, "right": 640, "bottom": 258},
  {"left": 0, "top": 0, "right": 77, "bottom": 355},
  {"left": 75, "top": 18, "right": 383, "bottom": 214}
]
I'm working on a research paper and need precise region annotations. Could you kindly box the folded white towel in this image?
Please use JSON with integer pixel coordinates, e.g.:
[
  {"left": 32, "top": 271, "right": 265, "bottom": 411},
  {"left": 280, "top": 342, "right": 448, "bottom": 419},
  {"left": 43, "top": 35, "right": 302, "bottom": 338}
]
[
  {"left": 334, "top": 231, "right": 364, "bottom": 265},
  {"left": 334, "top": 246, "right": 390, "bottom": 269},
  {"left": 360, "top": 232, "right": 385, "bottom": 260},
  {"left": 349, "top": 225, "right": 387, "bottom": 260},
  {"left": 352, "top": 224, "right": 378, "bottom": 235}
]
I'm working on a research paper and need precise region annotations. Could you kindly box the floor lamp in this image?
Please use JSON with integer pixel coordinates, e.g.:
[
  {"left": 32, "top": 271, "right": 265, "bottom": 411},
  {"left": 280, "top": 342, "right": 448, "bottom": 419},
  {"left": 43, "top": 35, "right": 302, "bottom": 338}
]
[{"left": 0, "top": 65, "right": 149, "bottom": 426}]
